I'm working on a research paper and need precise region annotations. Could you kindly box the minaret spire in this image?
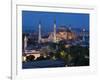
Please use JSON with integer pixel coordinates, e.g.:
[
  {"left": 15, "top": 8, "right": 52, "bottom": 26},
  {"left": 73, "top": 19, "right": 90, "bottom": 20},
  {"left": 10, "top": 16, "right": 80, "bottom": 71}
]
[
  {"left": 82, "top": 28, "right": 86, "bottom": 42},
  {"left": 53, "top": 18, "right": 56, "bottom": 42},
  {"left": 38, "top": 21, "right": 42, "bottom": 43},
  {"left": 24, "top": 36, "right": 28, "bottom": 53}
]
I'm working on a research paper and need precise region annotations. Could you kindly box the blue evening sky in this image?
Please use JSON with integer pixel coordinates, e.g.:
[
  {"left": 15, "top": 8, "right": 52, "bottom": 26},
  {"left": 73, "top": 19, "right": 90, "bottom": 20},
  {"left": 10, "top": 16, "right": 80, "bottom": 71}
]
[{"left": 22, "top": 11, "right": 89, "bottom": 33}]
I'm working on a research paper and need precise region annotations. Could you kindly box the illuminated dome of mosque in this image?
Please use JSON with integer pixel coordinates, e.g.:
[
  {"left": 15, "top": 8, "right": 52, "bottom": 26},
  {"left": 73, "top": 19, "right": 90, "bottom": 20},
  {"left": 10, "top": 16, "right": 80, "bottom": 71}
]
[{"left": 57, "top": 26, "right": 71, "bottom": 32}]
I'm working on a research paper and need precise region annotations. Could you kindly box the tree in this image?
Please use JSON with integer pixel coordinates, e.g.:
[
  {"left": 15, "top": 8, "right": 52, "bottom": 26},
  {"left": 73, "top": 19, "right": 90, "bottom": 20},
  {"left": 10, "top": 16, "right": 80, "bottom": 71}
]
[
  {"left": 26, "top": 55, "right": 35, "bottom": 62},
  {"left": 69, "top": 45, "right": 89, "bottom": 66}
]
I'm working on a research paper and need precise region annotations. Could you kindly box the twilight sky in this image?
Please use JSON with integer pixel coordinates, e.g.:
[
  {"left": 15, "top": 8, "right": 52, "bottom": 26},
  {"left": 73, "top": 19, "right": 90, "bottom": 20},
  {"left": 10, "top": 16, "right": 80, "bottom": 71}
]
[{"left": 22, "top": 11, "right": 89, "bottom": 33}]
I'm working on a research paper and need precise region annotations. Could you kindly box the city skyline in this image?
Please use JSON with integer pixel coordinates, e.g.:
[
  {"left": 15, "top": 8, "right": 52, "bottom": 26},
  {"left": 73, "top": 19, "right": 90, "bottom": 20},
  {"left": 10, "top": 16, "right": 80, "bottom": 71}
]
[
  {"left": 22, "top": 10, "right": 89, "bottom": 69},
  {"left": 22, "top": 11, "right": 89, "bottom": 33}
]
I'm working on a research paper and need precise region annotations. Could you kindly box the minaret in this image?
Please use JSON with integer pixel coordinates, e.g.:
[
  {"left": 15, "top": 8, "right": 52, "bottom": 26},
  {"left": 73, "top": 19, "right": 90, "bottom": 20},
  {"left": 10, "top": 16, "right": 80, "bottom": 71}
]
[
  {"left": 24, "top": 36, "right": 28, "bottom": 53},
  {"left": 69, "top": 27, "right": 71, "bottom": 31},
  {"left": 82, "top": 28, "right": 85, "bottom": 42},
  {"left": 53, "top": 19, "right": 56, "bottom": 43},
  {"left": 38, "top": 21, "right": 42, "bottom": 43}
]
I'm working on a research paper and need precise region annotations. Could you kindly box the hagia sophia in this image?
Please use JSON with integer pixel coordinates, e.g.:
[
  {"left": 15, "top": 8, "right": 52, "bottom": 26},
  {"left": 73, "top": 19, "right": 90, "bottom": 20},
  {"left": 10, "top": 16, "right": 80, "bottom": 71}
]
[
  {"left": 48, "top": 27, "right": 76, "bottom": 42},
  {"left": 37, "top": 21, "right": 77, "bottom": 43}
]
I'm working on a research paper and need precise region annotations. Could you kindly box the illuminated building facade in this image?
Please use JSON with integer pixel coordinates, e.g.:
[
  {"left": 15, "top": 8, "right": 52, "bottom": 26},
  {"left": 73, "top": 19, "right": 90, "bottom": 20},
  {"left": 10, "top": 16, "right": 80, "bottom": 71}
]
[{"left": 48, "top": 26, "right": 77, "bottom": 42}]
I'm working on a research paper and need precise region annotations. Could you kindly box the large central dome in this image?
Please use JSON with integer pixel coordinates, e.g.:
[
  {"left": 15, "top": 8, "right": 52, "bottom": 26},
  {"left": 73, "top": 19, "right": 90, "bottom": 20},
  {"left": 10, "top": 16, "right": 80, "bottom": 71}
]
[{"left": 57, "top": 26, "right": 71, "bottom": 33}]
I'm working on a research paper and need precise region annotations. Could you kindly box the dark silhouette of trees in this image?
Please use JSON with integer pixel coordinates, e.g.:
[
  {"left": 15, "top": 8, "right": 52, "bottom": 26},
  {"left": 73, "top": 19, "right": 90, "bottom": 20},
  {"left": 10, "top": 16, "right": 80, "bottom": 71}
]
[
  {"left": 68, "top": 45, "right": 89, "bottom": 66},
  {"left": 26, "top": 55, "right": 35, "bottom": 62}
]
